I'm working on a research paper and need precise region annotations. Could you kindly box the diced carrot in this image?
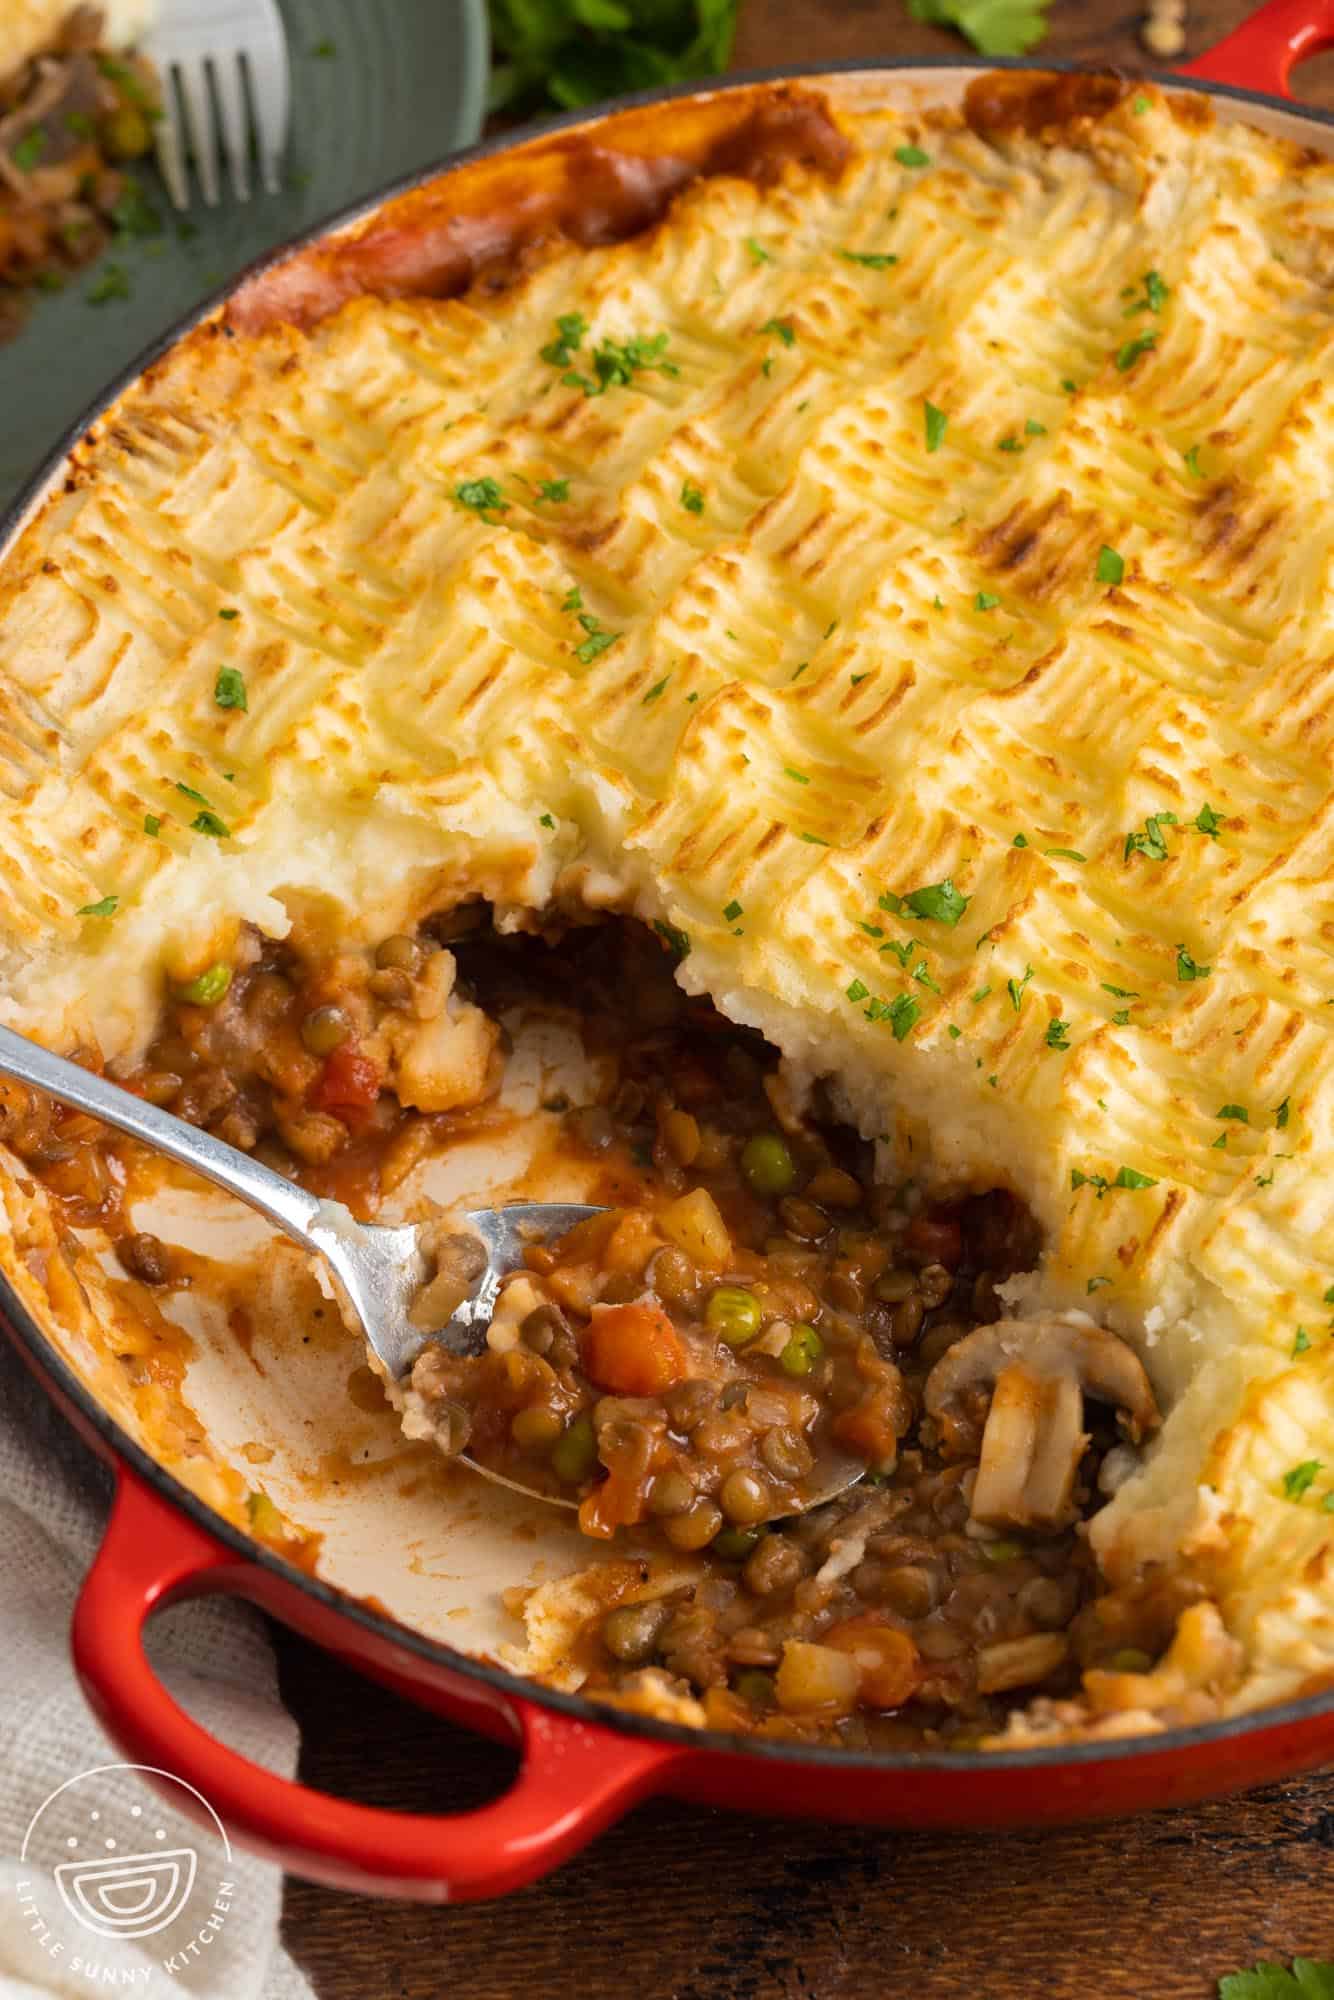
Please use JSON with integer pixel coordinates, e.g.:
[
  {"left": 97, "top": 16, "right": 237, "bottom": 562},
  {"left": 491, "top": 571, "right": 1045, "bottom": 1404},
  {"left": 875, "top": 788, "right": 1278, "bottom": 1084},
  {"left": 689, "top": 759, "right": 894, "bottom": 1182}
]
[
  {"left": 821, "top": 1616, "right": 921, "bottom": 1710},
  {"left": 581, "top": 1301, "right": 687, "bottom": 1396}
]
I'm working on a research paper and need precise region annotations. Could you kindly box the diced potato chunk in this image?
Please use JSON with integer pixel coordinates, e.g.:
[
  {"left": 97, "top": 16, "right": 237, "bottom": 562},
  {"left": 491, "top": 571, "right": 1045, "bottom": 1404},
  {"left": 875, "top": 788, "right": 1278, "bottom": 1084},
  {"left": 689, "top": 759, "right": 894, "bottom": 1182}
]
[{"left": 659, "top": 1188, "right": 731, "bottom": 1270}]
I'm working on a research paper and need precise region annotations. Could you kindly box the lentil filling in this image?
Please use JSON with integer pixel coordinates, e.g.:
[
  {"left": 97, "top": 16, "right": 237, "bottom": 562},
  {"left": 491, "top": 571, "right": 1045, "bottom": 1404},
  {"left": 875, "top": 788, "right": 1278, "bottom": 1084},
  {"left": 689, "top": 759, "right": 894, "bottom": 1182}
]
[{"left": 0, "top": 916, "right": 1171, "bottom": 1747}]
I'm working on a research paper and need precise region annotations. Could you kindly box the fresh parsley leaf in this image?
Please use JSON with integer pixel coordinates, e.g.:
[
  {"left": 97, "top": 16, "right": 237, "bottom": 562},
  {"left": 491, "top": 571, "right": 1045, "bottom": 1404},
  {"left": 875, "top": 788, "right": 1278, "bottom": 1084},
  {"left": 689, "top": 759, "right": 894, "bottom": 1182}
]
[
  {"left": 947, "top": 1023, "right": 962, "bottom": 1039},
  {"left": 1012, "top": 833, "right": 1028, "bottom": 848},
  {"left": 489, "top": 0, "right": 739, "bottom": 115},
  {"left": 1096, "top": 544, "right": 1125, "bottom": 586},
  {"left": 1123, "top": 269, "right": 1169, "bottom": 317},
  {"left": 535, "top": 478, "right": 570, "bottom": 503},
  {"left": 745, "top": 236, "right": 772, "bottom": 265},
  {"left": 1007, "top": 964, "right": 1034, "bottom": 1012},
  {"left": 652, "top": 919, "right": 690, "bottom": 963},
  {"left": 214, "top": 667, "right": 247, "bottom": 712},
  {"left": 1133, "top": 93, "right": 1150, "bottom": 114},
  {"left": 850, "top": 672, "right": 869, "bottom": 686},
  {"left": 846, "top": 978, "right": 870, "bottom": 1003},
  {"left": 455, "top": 477, "right": 510, "bottom": 520},
  {"left": 880, "top": 939, "right": 916, "bottom": 967},
  {"left": 972, "top": 984, "right": 991, "bottom": 1003},
  {"left": 1177, "top": 945, "right": 1211, "bottom": 982},
  {"left": 923, "top": 399, "right": 948, "bottom": 453},
  {"left": 1294, "top": 1327, "right": 1312, "bottom": 1357},
  {"left": 1124, "top": 812, "right": 1176, "bottom": 863},
  {"left": 1183, "top": 443, "right": 1205, "bottom": 479},
  {"left": 1087, "top": 1275, "right": 1111, "bottom": 1293},
  {"left": 1102, "top": 983, "right": 1139, "bottom": 999},
  {"left": 798, "top": 831, "right": 829, "bottom": 845},
  {"left": 761, "top": 316, "right": 795, "bottom": 346},
  {"left": 1025, "top": 418, "right": 1046, "bottom": 436},
  {"left": 76, "top": 895, "right": 118, "bottom": 918},
  {"left": 1217, "top": 1104, "right": 1250, "bottom": 1122},
  {"left": 539, "top": 813, "right": 555, "bottom": 829},
  {"left": 87, "top": 262, "right": 131, "bottom": 305},
  {"left": 564, "top": 331, "right": 678, "bottom": 397},
  {"left": 1194, "top": 802, "right": 1224, "bottom": 838},
  {"left": 191, "top": 810, "right": 230, "bottom": 839},
  {"left": 540, "top": 312, "right": 587, "bottom": 367},
  {"left": 680, "top": 479, "right": 704, "bottom": 515},
  {"left": 997, "top": 435, "right": 1023, "bottom": 453},
  {"left": 219, "top": 607, "right": 239, "bottom": 621},
  {"left": 887, "top": 994, "right": 920, "bottom": 1041},
  {"left": 1044, "top": 847, "right": 1086, "bottom": 863},
  {"left": 1282, "top": 1460, "right": 1323, "bottom": 1502},
  {"left": 904, "top": 0, "right": 1053, "bottom": 57},
  {"left": 110, "top": 176, "right": 162, "bottom": 241},
  {"left": 1045, "top": 1017, "right": 1070, "bottom": 1050},
  {"left": 974, "top": 590, "right": 999, "bottom": 612},
  {"left": 561, "top": 586, "right": 584, "bottom": 613},
  {"left": 1277, "top": 1098, "right": 1291, "bottom": 1130},
  {"left": 895, "top": 144, "right": 930, "bottom": 168},
  {"left": 12, "top": 125, "right": 46, "bottom": 172},
  {"left": 175, "top": 782, "right": 210, "bottom": 805},
  {"left": 1114, "top": 1166, "right": 1157, "bottom": 1190},
  {"left": 723, "top": 900, "right": 743, "bottom": 922},
  {"left": 642, "top": 676, "right": 670, "bottom": 704},
  {"left": 838, "top": 248, "right": 898, "bottom": 269},
  {"left": 575, "top": 612, "right": 619, "bottom": 663},
  {"left": 1112, "top": 1008, "right": 1131, "bottom": 1026},
  {"left": 902, "top": 878, "right": 969, "bottom": 926},
  {"left": 784, "top": 766, "right": 810, "bottom": 785},
  {"left": 1116, "top": 329, "right": 1159, "bottom": 371},
  {"left": 143, "top": 814, "right": 161, "bottom": 837}
]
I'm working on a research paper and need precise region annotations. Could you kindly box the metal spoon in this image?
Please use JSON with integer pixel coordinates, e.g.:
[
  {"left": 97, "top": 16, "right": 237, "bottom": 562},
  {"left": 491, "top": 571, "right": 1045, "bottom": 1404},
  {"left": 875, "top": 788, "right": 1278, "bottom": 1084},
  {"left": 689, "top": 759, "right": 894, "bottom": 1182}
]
[{"left": 0, "top": 1023, "right": 865, "bottom": 1517}]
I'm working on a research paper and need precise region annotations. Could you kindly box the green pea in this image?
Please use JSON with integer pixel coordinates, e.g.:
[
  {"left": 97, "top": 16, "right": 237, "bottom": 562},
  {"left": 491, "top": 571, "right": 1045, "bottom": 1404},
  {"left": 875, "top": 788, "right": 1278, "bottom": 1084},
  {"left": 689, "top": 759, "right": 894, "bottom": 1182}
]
[
  {"left": 1108, "top": 1647, "right": 1154, "bottom": 1673},
  {"left": 740, "top": 1132, "right": 797, "bottom": 1197},
  {"left": 979, "top": 1538, "right": 1024, "bottom": 1564},
  {"left": 713, "top": 1525, "right": 763, "bottom": 1561},
  {"left": 705, "top": 1285, "right": 763, "bottom": 1348},
  {"left": 174, "top": 961, "right": 232, "bottom": 1007},
  {"left": 550, "top": 1411, "right": 597, "bottom": 1485},
  {"left": 779, "top": 1323, "right": 823, "bottom": 1376},
  {"left": 733, "top": 1670, "right": 776, "bottom": 1709}
]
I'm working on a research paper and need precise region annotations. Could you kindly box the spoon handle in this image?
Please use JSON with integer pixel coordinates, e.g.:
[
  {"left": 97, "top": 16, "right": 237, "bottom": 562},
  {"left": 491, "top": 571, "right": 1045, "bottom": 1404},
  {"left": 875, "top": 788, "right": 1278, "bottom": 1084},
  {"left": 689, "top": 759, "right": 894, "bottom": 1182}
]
[{"left": 0, "top": 1021, "right": 324, "bottom": 1246}]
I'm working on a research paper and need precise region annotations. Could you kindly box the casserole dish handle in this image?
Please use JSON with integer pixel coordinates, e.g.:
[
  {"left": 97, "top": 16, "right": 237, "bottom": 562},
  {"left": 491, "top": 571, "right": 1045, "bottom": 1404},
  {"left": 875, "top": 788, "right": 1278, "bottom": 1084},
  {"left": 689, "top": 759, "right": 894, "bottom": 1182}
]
[
  {"left": 1181, "top": 0, "right": 1334, "bottom": 92},
  {"left": 72, "top": 1469, "right": 684, "bottom": 1900}
]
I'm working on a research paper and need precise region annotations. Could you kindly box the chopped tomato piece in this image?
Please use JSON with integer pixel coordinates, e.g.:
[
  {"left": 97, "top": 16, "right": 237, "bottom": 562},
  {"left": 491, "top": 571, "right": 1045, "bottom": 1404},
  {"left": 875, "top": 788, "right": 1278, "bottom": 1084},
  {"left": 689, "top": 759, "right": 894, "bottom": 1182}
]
[
  {"left": 311, "top": 1046, "right": 381, "bottom": 1124},
  {"left": 821, "top": 1616, "right": 921, "bottom": 1710},
  {"left": 581, "top": 1301, "right": 687, "bottom": 1396},
  {"left": 832, "top": 1387, "right": 902, "bottom": 1466}
]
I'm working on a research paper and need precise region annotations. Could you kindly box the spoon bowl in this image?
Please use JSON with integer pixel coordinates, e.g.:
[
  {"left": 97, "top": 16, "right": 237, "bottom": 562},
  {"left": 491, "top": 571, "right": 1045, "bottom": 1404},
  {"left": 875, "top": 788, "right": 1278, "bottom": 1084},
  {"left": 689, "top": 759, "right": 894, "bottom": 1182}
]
[{"left": 0, "top": 1023, "right": 866, "bottom": 1520}]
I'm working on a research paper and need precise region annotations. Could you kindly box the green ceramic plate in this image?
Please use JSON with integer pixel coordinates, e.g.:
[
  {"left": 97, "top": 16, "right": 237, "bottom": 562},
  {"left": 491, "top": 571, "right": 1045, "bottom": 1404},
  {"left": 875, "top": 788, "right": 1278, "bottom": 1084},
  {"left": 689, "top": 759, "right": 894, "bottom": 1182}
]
[{"left": 0, "top": 0, "right": 488, "bottom": 508}]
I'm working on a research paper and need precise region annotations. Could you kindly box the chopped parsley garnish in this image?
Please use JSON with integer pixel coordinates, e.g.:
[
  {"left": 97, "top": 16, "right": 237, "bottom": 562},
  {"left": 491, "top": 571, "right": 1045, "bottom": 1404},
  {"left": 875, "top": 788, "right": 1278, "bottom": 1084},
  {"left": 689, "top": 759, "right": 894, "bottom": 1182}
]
[
  {"left": 214, "top": 667, "right": 247, "bottom": 712},
  {"left": 745, "top": 237, "right": 773, "bottom": 265},
  {"left": 652, "top": 919, "right": 691, "bottom": 962},
  {"left": 1218, "top": 1957, "right": 1334, "bottom": 1996},
  {"left": 1276, "top": 1098, "right": 1291, "bottom": 1130},
  {"left": 76, "top": 895, "right": 118, "bottom": 918},
  {"left": 997, "top": 436, "right": 1023, "bottom": 453},
  {"left": 1116, "top": 330, "right": 1159, "bottom": 371},
  {"left": 642, "top": 676, "right": 670, "bottom": 704},
  {"left": 219, "top": 607, "right": 239, "bottom": 620},
  {"left": 455, "top": 477, "right": 510, "bottom": 521},
  {"left": 1087, "top": 1276, "right": 1112, "bottom": 1293},
  {"left": 1133, "top": 94, "right": 1150, "bottom": 114},
  {"left": 923, "top": 400, "right": 948, "bottom": 453},
  {"left": 1212, "top": 1132, "right": 1229, "bottom": 1150},
  {"left": 144, "top": 814, "right": 161, "bottom": 837},
  {"left": 972, "top": 984, "right": 991, "bottom": 1004},
  {"left": 850, "top": 672, "right": 869, "bottom": 686},
  {"left": 1012, "top": 833, "right": 1028, "bottom": 848},
  {"left": 1007, "top": 964, "right": 1034, "bottom": 1012},
  {"left": 1194, "top": 802, "right": 1223, "bottom": 838},
  {"left": 761, "top": 317, "right": 795, "bottom": 346},
  {"left": 1044, "top": 847, "right": 1086, "bottom": 863},
  {"left": 1096, "top": 545, "right": 1125, "bottom": 586},
  {"left": 1061, "top": 377, "right": 1078, "bottom": 393},
  {"left": 1111, "top": 1008, "right": 1131, "bottom": 1026},
  {"left": 723, "top": 900, "right": 743, "bottom": 922},
  {"left": 680, "top": 479, "right": 705, "bottom": 515},
  {"left": 784, "top": 766, "right": 810, "bottom": 785},
  {"left": 1183, "top": 443, "right": 1205, "bottom": 479},
  {"left": 540, "top": 312, "right": 587, "bottom": 367},
  {"left": 535, "top": 478, "right": 570, "bottom": 503},
  {"left": 974, "top": 590, "right": 999, "bottom": 612},
  {"left": 895, "top": 144, "right": 930, "bottom": 167},
  {"left": 540, "top": 813, "right": 555, "bottom": 829},
  {"left": 838, "top": 248, "right": 898, "bottom": 269},
  {"left": 12, "top": 126, "right": 47, "bottom": 172},
  {"left": 1071, "top": 1165, "right": 1158, "bottom": 1197},
  {"left": 899, "top": 877, "right": 969, "bottom": 927},
  {"left": 1282, "top": 1460, "right": 1322, "bottom": 1502},
  {"left": 912, "top": 959, "right": 940, "bottom": 993},
  {"left": 564, "top": 331, "right": 678, "bottom": 397},
  {"left": 574, "top": 612, "right": 619, "bottom": 663},
  {"left": 847, "top": 978, "right": 870, "bottom": 1003},
  {"left": 1102, "top": 982, "right": 1139, "bottom": 1000},
  {"left": 311, "top": 36, "right": 337, "bottom": 56},
  {"left": 561, "top": 585, "right": 583, "bottom": 612},
  {"left": 948, "top": 1024, "right": 962, "bottom": 1039},
  {"left": 1294, "top": 1327, "right": 1312, "bottom": 1357},
  {"left": 65, "top": 110, "right": 94, "bottom": 139},
  {"left": 880, "top": 939, "right": 915, "bottom": 966},
  {"left": 798, "top": 831, "right": 829, "bottom": 845},
  {"left": 1177, "top": 945, "right": 1211, "bottom": 982},
  {"left": 1124, "top": 810, "right": 1177, "bottom": 863},
  {"left": 87, "top": 262, "right": 131, "bottom": 305},
  {"left": 1217, "top": 1104, "right": 1249, "bottom": 1122},
  {"left": 191, "top": 810, "right": 230, "bottom": 839},
  {"left": 1123, "top": 269, "right": 1169, "bottom": 316},
  {"left": 1025, "top": 418, "right": 1046, "bottom": 436},
  {"left": 1045, "top": 1018, "right": 1070, "bottom": 1050},
  {"left": 109, "top": 177, "right": 162, "bottom": 241},
  {"left": 887, "top": 994, "right": 919, "bottom": 1041},
  {"left": 791, "top": 661, "right": 809, "bottom": 680}
]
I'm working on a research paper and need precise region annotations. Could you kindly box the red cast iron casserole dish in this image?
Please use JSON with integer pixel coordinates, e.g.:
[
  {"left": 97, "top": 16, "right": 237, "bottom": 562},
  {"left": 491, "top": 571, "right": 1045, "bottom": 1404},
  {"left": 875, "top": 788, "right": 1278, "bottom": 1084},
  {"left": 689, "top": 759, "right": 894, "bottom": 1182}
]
[{"left": 4, "top": 0, "right": 1334, "bottom": 1903}]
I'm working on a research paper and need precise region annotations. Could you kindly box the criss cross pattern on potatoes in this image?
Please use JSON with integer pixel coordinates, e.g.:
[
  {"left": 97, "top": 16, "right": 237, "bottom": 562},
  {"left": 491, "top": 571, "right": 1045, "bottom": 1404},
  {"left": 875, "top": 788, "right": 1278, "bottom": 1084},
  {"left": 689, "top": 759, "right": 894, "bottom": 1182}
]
[{"left": 3, "top": 80, "right": 1334, "bottom": 1722}]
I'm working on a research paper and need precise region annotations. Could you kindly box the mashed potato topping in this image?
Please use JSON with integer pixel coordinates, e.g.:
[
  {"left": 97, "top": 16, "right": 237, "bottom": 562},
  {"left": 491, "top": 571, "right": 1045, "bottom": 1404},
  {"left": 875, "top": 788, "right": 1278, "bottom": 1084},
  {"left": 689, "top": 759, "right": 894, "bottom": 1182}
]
[{"left": 1, "top": 75, "right": 1333, "bottom": 1735}]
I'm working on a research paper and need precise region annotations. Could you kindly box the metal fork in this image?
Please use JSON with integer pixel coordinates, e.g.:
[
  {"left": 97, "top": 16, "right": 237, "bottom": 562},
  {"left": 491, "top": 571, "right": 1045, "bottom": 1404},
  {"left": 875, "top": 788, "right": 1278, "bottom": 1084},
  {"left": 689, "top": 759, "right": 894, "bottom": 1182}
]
[{"left": 146, "top": 0, "right": 291, "bottom": 210}]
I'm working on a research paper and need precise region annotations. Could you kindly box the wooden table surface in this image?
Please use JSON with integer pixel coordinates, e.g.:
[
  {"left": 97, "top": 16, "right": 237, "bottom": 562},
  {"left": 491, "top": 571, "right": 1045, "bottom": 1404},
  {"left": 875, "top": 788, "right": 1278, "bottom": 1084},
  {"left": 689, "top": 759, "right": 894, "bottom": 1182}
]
[{"left": 279, "top": 4, "right": 1334, "bottom": 1992}]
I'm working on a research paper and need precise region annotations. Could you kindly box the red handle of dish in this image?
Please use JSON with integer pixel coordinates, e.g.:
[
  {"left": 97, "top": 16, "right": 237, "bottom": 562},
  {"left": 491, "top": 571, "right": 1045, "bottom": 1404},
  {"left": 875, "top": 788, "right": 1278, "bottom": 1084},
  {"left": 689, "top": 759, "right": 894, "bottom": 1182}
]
[
  {"left": 72, "top": 1469, "right": 682, "bottom": 1900},
  {"left": 1180, "top": 0, "right": 1334, "bottom": 93}
]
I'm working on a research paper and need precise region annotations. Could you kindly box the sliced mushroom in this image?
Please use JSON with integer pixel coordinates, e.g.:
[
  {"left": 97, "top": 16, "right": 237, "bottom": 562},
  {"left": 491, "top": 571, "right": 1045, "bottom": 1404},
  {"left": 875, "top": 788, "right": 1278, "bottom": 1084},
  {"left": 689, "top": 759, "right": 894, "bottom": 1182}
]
[{"left": 923, "top": 1315, "right": 1160, "bottom": 1534}]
